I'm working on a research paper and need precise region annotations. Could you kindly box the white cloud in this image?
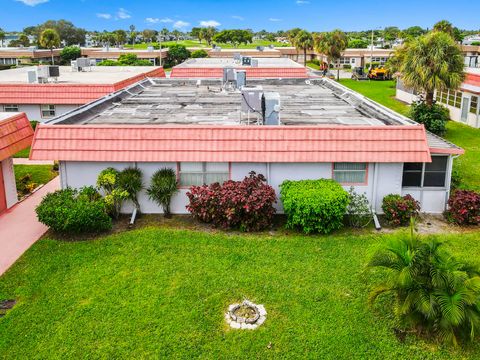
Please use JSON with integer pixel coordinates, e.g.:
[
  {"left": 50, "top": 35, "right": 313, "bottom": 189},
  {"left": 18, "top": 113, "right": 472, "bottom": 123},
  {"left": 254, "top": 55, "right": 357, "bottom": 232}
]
[
  {"left": 145, "top": 17, "right": 159, "bottom": 24},
  {"left": 15, "top": 0, "right": 48, "bottom": 5},
  {"left": 173, "top": 20, "right": 190, "bottom": 29},
  {"left": 231, "top": 15, "right": 244, "bottom": 21},
  {"left": 296, "top": 0, "right": 310, "bottom": 4},
  {"left": 97, "top": 13, "right": 112, "bottom": 20},
  {"left": 199, "top": 20, "right": 220, "bottom": 27},
  {"left": 269, "top": 18, "right": 283, "bottom": 22},
  {"left": 116, "top": 8, "right": 131, "bottom": 20},
  {"left": 160, "top": 18, "right": 174, "bottom": 23}
]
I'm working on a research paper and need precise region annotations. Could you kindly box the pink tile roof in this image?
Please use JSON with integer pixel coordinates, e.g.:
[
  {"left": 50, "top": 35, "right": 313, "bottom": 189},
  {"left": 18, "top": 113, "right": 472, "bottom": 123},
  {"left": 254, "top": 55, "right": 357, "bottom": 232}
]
[
  {"left": 170, "top": 67, "right": 308, "bottom": 79},
  {"left": 30, "top": 124, "right": 438, "bottom": 163},
  {"left": 0, "top": 68, "right": 165, "bottom": 105},
  {"left": 0, "top": 113, "right": 34, "bottom": 161}
]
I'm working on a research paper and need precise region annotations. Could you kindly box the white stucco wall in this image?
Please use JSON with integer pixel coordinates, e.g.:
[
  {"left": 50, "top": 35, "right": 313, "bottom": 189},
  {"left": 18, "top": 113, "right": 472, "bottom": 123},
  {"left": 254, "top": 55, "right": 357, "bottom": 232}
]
[
  {"left": 395, "top": 88, "right": 420, "bottom": 104},
  {"left": 1, "top": 158, "right": 18, "bottom": 209},
  {"left": 60, "top": 160, "right": 450, "bottom": 215},
  {"left": 1, "top": 104, "right": 79, "bottom": 123}
]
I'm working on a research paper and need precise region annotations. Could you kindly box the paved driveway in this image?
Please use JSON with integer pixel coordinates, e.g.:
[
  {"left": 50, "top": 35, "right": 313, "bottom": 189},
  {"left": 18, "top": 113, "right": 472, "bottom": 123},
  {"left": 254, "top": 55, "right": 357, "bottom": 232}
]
[{"left": 0, "top": 177, "right": 59, "bottom": 276}]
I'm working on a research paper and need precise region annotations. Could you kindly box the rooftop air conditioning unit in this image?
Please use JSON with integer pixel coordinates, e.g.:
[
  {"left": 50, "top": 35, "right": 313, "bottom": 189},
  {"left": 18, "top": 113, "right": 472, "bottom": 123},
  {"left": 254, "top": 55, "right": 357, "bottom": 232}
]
[
  {"left": 251, "top": 59, "right": 259, "bottom": 67},
  {"left": 76, "top": 57, "right": 90, "bottom": 69},
  {"left": 241, "top": 85, "right": 263, "bottom": 113},
  {"left": 236, "top": 70, "right": 247, "bottom": 89},
  {"left": 147, "top": 46, "right": 154, "bottom": 52},
  {"left": 27, "top": 70, "right": 37, "bottom": 84},
  {"left": 263, "top": 92, "right": 281, "bottom": 125},
  {"left": 242, "top": 56, "right": 252, "bottom": 66},
  {"left": 48, "top": 65, "right": 60, "bottom": 77},
  {"left": 256, "top": 46, "right": 264, "bottom": 51}
]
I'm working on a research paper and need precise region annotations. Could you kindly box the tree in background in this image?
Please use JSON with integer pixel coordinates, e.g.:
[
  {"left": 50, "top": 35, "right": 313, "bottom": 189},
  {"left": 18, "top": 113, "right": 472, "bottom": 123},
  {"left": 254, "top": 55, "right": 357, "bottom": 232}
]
[
  {"left": 171, "top": 30, "right": 182, "bottom": 43},
  {"left": 213, "top": 29, "right": 252, "bottom": 48},
  {"left": 433, "top": 20, "right": 464, "bottom": 42},
  {"left": 39, "top": 28, "right": 61, "bottom": 64},
  {"left": 0, "top": 29, "right": 5, "bottom": 47},
  {"left": 383, "top": 26, "right": 400, "bottom": 44},
  {"left": 202, "top": 27, "right": 217, "bottom": 46},
  {"left": 398, "top": 31, "right": 464, "bottom": 106},
  {"left": 113, "top": 30, "right": 127, "bottom": 47},
  {"left": 60, "top": 45, "right": 81, "bottom": 64},
  {"left": 129, "top": 25, "right": 136, "bottom": 46},
  {"left": 165, "top": 44, "right": 190, "bottom": 67},
  {"left": 295, "top": 30, "right": 313, "bottom": 66},
  {"left": 191, "top": 49, "right": 208, "bottom": 58},
  {"left": 142, "top": 29, "right": 157, "bottom": 44},
  {"left": 348, "top": 38, "right": 369, "bottom": 49},
  {"left": 36, "top": 20, "right": 86, "bottom": 46},
  {"left": 287, "top": 28, "right": 302, "bottom": 61},
  {"left": 9, "top": 33, "right": 30, "bottom": 47},
  {"left": 401, "top": 26, "right": 427, "bottom": 40},
  {"left": 314, "top": 29, "right": 348, "bottom": 80}
]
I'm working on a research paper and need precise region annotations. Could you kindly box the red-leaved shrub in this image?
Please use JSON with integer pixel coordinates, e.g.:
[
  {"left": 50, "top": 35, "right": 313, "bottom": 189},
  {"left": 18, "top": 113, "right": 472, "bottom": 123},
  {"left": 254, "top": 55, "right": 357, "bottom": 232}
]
[
  {"left": 382, "top": 194, "right": 421, "bottom": 226},
  {"left": 186, "top": 172, "right": 277, "bottom": 231},
  {"left": 445, "top": 190, "right": 480, "bottom": 225}
]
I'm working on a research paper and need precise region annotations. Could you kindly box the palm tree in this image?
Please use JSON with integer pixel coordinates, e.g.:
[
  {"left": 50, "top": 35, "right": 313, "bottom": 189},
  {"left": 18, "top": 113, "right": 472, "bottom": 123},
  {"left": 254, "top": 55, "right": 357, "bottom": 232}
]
[
  {"left": 368, "top": 220, "right": 480, "bottom": 346},
  {"left": 129, "top": 25, "right": 136, "bottom": 46},
  {"left": 147, "top": 168, "right": 178, "bottom": 218},
  {"left": 198, "top": 28, "right": 205, "bottom": 44},
  {"left": 0, "top": 29, "right": 5, "bottom": 48},
  {"left": 314, "top": 29, "right": 348, "bottom": 80},
  {"left": 295, "top": 30, "right": 313, "bottom": 66},
  {"left": 172, "top": 30, "right": 181, "bottom": 43},
  {"left": 397, "top": 31, "right": 465, "bottom": 106},
  {"left": 118, "top": 167, "right": 143, "bottom": 213},
  {"left": 287, "top": 28, "right": 301, "bottom": 62},
  {"left": 203, "top": 27, "right": 216, "bottom": 46},
  {"left": 39, "top": 28, "right": 61, "bottom": 65}
]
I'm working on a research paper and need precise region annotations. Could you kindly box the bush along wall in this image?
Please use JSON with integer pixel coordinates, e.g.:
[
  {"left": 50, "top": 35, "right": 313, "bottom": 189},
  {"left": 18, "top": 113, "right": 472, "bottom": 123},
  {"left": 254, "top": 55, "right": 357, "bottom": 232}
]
[
  {"left": 381, "top": 194, "right": 420, "bottom": 227},
  {"left": 280, "top": 179, "right": 350, "bottom": 234},
  {"left": 186, "top": 172, "right": 276, "bottom": 232},
  {"left": 445, "top": 190, "right": 480, "bottom": 225}
]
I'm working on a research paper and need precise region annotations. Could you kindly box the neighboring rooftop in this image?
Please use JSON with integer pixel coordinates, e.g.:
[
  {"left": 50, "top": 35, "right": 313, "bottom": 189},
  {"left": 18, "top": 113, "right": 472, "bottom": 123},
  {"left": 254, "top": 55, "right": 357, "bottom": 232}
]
[
  {"left": 0, "top": 112, "right": 34, "bottom": 161},
  {"left": 170, "top": 58, "right": 308, "bottom": 78},
  {"left": 0, "top": 66, "right": 162, "bottom": 85},
  {"left": 0, "top": 66, "right": 165, "bottom": 105}
]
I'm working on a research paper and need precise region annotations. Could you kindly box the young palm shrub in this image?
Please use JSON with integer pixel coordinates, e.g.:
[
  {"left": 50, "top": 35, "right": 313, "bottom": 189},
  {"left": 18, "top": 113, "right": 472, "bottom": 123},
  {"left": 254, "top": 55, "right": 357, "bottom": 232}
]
[
  {"left": 118, "top": 167, "right": 143, "bottom": 213},
  {"left": 146, "top": 168, "right": 178, "bottom": 218},
  {"left": 368, "top": 220, "right": 480, "bottom": 346}
]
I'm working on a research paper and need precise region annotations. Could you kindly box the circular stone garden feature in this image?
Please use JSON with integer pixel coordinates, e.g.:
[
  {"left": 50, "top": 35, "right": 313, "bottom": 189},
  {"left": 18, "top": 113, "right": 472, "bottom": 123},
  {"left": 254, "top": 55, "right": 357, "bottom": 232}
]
[{"left": 225, "top": 300, "right": 267, "bottom": 329}]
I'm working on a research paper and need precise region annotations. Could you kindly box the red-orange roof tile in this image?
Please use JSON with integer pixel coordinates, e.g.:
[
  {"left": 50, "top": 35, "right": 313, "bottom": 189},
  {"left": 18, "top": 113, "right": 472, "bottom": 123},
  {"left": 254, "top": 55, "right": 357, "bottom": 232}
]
[
  {"left": 30, "top": 124, "right": 435, "bottom": 163},
  {"left": 0, "top": 113, "right": 34, "bottom": 161},
  {"left": 0, "top": 68, "right": 165, "bottom": 105}
]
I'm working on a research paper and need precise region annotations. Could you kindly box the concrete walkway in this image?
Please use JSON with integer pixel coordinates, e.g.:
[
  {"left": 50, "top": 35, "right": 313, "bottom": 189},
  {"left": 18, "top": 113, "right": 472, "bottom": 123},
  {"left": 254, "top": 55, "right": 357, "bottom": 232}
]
[
  {"left": 0, "top": 177, "right": 60, "bottom": 276},
  {"left": 13, "top": 158, "right": 54, "bottom": 165}
]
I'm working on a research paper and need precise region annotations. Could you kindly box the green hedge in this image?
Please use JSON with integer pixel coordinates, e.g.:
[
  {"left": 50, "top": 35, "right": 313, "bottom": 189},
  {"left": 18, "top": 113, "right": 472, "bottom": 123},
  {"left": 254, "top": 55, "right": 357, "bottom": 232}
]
[{"left": 280, "top": 179, "right": 350, "bottom": 234}]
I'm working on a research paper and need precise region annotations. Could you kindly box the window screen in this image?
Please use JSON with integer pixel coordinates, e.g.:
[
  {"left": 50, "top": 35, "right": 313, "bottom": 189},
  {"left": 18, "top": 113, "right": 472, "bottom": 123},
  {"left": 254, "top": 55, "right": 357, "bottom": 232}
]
[
  {"left": 179, "top": 162, "right": 229, "bottom": 187},
  {"left": 333, "top": 163, "right": 367, "bottom": 184}
]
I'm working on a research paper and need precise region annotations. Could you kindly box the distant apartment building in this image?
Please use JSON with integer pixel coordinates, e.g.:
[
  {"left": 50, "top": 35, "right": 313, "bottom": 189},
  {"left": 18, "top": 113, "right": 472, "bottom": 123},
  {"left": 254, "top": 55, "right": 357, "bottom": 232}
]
[
  {"left": 0, "top": 65, "right": 166, "bottom": 121},
  {"left": 81, "top": 48, "right": 168, "bottom": 66},
  {"left": 0, "top": 47, "right": 61, "bottom": 66},
  {"left": 0, "top": 33, "right": 36, "bottom": 48}
]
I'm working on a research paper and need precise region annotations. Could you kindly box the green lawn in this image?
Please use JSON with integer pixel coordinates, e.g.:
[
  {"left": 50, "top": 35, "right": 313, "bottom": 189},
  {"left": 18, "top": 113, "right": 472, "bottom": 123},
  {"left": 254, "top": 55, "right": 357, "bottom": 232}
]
[
  {"left": 338, "top": 79, "right": 480, "bottom": 190},
  {"left": 125, "top": 39, "right": 290, "bottom": 50},
  {"left": 14, "top": 165, "right": 56, "bottom": 195},
  {"left": 1, "top": 225, "right": 480, "bottom": 359},
  {"left": 12, "top": 147, "right": 30, "bottom": 158}
]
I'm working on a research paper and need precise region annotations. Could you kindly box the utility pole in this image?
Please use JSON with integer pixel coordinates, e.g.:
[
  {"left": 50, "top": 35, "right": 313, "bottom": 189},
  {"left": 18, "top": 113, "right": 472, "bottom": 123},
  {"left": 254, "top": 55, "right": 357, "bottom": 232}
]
[{"left": 370, "top": 29, "right": 374, "bottom": 70}]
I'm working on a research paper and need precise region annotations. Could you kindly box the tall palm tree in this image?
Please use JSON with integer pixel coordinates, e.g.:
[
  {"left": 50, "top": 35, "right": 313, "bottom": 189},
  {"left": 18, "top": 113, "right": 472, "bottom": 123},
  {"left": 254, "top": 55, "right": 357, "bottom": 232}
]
[
  {"left": 368, "top": 221, "right": 480, "bottom": 346},
  {"left": 314, "top": 29, "right": 348, "bottom": 80},
  {"left": 295, "top": 30, "right": 313, "bottom": 66},
  {"left": 287, "top": 28, "right": 301, "bottom": 62},
  {"left": 39, "top": 28, "right": 61, "bottom": 65},
  {"left": 398, "top": 31, "right": 465, "bottom": 106},
  {"left": 0, "top": 29, "right": 5, "bottom": 48}
]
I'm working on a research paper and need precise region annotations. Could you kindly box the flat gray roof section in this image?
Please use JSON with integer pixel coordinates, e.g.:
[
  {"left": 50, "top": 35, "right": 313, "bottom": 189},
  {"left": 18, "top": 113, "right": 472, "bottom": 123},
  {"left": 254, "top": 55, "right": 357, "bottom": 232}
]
[
  {"left": 0, "top": 66, "right": 160, "bottom": 84},
  {"left": 44, "top": 77, "right": 462, "bottom": 154}
]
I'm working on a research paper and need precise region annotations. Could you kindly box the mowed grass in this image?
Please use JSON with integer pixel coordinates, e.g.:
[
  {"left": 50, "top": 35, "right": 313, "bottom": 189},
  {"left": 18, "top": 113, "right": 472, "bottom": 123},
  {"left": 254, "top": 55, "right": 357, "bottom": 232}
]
[
  {"left": 12, "top": 147, "right": 30, "bottom": 158},
  {"left": 1, "top": 227, "right": 480, "bottom": 359},
  {"left": 14, "top": 164, "right": 56, "bottom": 188},
  {"left": 338, "top": 79, "right": 480, "bottom": 190}
]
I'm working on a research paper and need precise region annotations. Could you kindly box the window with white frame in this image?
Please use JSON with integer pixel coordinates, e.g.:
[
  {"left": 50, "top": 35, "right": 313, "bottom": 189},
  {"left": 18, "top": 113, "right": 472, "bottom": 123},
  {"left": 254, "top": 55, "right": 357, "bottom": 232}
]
[
  {"left": 179, "top": 162, "right": 229, "bottom": 187},
  {"left": 333, "top": 163, "right": 367, "bottom": 184},
  {"left": 41, "top": 104, "right": 56, "bottom": 118},
  {"left": 470, "top": 95, "right": 478, "bottom": 114},
  {"left": 402, "top": 156, "right": 448, "bottom": 188},
  {"left": 3, "top": 104, "right": 19, "bottom": 112}
]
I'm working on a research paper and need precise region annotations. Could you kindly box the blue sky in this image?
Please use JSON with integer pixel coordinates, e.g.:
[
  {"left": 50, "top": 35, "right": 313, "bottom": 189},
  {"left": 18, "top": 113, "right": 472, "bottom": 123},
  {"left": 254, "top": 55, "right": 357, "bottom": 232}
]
[{"left": 2, "top": 0, "right": 479, "bottom": 32}]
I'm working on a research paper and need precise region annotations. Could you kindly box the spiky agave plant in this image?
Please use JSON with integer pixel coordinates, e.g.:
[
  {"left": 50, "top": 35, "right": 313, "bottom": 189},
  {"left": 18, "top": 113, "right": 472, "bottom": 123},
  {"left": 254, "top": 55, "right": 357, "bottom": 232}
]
[{"left": 368, "top": 219, "right": 480, "bottom": 346}]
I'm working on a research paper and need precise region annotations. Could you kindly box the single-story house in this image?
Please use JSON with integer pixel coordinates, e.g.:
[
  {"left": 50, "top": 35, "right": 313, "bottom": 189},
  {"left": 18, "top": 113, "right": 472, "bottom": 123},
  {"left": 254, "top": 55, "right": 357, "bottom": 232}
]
[
  {"left": 0, "top": 112, "right": 34, "bottom": 213},
  {"left": 30, "top": 76, "right": 463, "bottom": 215},
  {"left": 0, "top": 66, "right": 165, "bottom": 122}
]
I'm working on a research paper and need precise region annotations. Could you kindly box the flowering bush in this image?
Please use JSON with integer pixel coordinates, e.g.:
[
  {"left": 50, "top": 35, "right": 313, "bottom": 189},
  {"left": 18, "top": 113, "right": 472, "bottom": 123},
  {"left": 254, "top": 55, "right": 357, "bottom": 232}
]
[
  {"left": 186, "top": 172, "right": 277, "bottom": 231},
  {"left": 280, "top": 179, "right": 350, "bottom": 234},
  {"left": 382, "top": 194, "right": 420, "bottom": 226},
  {"left": 445, "top": 190, "right": 480, "bottom": 225}
]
